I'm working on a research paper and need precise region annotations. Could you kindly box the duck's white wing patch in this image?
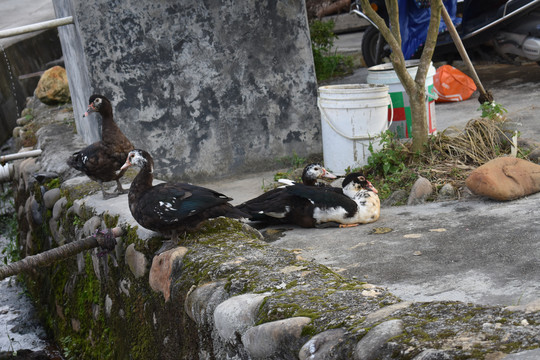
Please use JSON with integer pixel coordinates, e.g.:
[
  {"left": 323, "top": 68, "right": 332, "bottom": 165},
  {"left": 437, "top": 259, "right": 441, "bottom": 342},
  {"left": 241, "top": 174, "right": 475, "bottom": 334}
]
[
  {"left": 264, "top": 205, "right": 291, "bottom": 219},
  {"left": 278, "top": 179, "right": 295, "bottom": 186},
  {"left": 313, "top": 206, "right": 349, "bottom": 224},
  {"left": 154, "top": 200, "right": 180, "bottom": 223}
]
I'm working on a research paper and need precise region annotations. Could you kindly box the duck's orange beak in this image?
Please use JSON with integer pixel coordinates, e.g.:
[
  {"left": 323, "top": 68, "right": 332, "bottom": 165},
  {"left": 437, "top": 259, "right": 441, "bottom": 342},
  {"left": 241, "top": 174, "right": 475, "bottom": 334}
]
[
  {"left": 322, "top": 168, "right": 337, "bottom": 179},
  {"left": 120, "top": 158, "right": 132, "bottom": 171},
  {"left": 83, "top": 103, "right": 97, "bottom": 118},
  {"left": 366, "top": 180, "right": 378, "bottom": 194}
]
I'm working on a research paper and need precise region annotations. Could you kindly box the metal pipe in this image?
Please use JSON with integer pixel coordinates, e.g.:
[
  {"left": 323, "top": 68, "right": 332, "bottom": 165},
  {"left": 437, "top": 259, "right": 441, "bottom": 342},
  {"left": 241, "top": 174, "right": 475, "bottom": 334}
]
[
  {"left": 0, "top": 149, "right": 42, "bottom": 163},
  {"left": 462, "top": 0, "right": 540, "bottom": 41},
  {"left": 0, "top": 16, "right": 74, "bottom": 40},
  {"left": 351, "top": 9, "right": 378, "bottom": 29}
]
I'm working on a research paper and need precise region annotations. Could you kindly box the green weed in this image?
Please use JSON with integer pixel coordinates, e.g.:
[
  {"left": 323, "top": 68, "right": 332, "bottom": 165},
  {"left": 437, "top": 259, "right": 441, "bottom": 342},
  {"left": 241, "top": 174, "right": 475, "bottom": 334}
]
[
  {"left": 366, "top": 131, "right": 409, "bottom": 177},
  {"left": 310, "top": 20, "right": 355, "bottom": 82},
  {"left": 478, "top": 101, "right": 507, "bottom": 120},
  {"left": 0, "top": 189, "right": 19, "bottom": 264},
  {"left": 277, "top": 151, "right": 306, "bottom": 170}
]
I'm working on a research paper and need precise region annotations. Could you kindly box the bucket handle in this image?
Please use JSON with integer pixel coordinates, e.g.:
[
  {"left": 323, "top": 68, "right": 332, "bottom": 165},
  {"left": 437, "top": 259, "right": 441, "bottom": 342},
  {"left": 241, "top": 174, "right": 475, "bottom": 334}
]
[{"left": 317, "top": 94, "right": 393, "bottom": 141}]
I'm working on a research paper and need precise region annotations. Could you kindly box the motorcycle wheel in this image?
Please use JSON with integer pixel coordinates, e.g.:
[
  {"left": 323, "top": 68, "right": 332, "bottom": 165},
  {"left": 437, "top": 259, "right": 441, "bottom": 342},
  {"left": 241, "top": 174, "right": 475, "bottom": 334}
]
[{"left": 361, "top": 25, "right": 391, "bottom": 67}]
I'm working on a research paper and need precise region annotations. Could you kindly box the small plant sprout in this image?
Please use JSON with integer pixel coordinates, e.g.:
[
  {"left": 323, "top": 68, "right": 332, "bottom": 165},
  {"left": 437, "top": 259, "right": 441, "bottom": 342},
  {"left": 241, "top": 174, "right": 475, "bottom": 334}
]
[{"left": 478, "top": 101, "right": 508, "bottom": 120}]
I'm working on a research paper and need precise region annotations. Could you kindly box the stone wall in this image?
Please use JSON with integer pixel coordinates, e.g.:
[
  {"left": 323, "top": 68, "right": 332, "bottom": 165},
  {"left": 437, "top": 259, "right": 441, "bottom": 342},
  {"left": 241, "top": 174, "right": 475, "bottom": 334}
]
[
  {"left": 53, "top": 0, "right": 322, "bottom": 182},
  {"left": 8, "top": 97, "right": 540, "bottom": 360}
]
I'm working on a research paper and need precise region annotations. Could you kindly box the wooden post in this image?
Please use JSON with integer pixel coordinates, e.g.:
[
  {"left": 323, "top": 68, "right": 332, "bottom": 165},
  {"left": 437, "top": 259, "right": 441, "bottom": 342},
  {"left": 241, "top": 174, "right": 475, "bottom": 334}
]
[{"left": 440, "top": 6, "right": 493, "bottom": 104}]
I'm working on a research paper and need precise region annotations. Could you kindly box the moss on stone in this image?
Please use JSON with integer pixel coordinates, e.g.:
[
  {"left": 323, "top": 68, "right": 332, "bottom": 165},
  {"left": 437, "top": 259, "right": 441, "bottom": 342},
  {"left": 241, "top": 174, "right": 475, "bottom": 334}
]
[
  {"left": 102, "top": 213, "right": 119, "bottom": 228},
  {"left": 13, "top": 179, "right": 540, "bottom": 359}
]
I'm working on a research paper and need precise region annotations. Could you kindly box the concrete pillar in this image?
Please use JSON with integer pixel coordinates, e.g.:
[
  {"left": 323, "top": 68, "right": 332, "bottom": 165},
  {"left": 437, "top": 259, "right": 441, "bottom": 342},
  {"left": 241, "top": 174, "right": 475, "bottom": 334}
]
[{"left": 53, "top": 0, "right": 322, "bottom": 181}]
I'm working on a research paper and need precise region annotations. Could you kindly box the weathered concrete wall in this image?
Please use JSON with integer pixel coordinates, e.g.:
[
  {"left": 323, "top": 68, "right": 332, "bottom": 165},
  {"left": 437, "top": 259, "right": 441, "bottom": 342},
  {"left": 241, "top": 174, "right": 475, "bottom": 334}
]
[
  {"left": 53, "top": 0, "right": 97, "bottom": 143},
  {"left": 53, "top": 0, "right": 321, "bottom": 181},
  {"left": 8, "top": 98, "right": 540, "bottom": 360}
]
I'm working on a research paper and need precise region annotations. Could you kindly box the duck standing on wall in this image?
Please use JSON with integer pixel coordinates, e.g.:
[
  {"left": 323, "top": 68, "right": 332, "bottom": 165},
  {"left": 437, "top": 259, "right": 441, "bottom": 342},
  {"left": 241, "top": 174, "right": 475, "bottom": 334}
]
[
  {"left": 120, "top": 149, "right": 249, "bottom": 240},
  {"left": 67, "top": 95, "right": 134, "bottom": 199},
  {"left": 237, "top": 172, "right": 380, "bottom": 228}
]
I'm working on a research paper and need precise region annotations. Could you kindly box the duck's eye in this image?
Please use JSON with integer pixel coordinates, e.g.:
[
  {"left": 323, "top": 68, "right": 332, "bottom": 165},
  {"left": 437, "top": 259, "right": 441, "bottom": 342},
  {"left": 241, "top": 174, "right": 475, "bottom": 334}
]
[{"left": 314, "top": 167, "right": 320, "bottom": 171}]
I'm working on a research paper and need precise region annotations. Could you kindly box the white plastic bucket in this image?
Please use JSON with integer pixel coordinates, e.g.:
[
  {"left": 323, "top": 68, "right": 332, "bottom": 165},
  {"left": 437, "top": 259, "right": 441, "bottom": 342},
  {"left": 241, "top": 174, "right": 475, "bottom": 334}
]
[
  {"left": 318, "top": 84, "right": 391, "bottom": 175},
  {"left": 367, "top": 60, "right": 437, "bottom": 139}
]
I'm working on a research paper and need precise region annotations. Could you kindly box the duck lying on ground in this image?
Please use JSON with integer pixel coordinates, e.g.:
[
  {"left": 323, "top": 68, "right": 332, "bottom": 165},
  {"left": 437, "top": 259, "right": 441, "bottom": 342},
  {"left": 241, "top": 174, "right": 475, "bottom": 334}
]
[
  {"left": 236, "top": 163, "right": 336, "bottom": 223},
  {"left": 120, "top": 149, "right": 248, "bottom": 241},
  {"left": 237, "top": 172, "right": 380, "bottom": 228},
  {"left": 277, "top": 163, "right": 337, "bottom": 187},
  {"left": 67, "top": 95, "right": 134, "bottom": 199}
]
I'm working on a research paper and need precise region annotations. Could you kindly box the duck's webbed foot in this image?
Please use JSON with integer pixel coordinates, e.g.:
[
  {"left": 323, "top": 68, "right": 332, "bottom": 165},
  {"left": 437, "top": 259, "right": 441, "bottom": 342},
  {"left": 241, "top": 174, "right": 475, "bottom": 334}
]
[
  {"left": 100, "top": 183, "right": 120, "bottom": 199},
  {"left": 156, "top": 231, "right": 185, "bottom": 254},
  {"left": 115, "top": 180, "right": 127, "bottom": 194},
  {"left": 315, "top": 222, "right": 359, "bottom": 229}
]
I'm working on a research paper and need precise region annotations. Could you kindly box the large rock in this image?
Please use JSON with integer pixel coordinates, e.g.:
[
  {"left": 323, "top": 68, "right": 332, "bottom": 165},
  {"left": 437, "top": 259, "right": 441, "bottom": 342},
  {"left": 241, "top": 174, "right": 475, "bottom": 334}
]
[
  {"left": 35, "top": 66, "right": 71, "bottom": 105},
  {"left": 148, "top": 246, "right": 188, "bottom": 301},
  {"left": 465, "top": 157, "right": 540, "bottom": 201},
  {"left": 354, "top": 319, "right": 404, "bottom": 360},
  {"left": 407, "top": 176, "right": 433, "bottom": 205}
]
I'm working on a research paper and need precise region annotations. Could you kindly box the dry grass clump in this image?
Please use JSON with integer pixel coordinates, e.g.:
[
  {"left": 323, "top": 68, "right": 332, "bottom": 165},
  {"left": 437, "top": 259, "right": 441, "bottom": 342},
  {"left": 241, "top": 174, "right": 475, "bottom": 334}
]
[
  {"left": 426, "top": 117, "right": 517, "bottom": 166},
  {"left": 364, "top": 115, "right": 520, "bottom": 200},
  {"left": 412, "top": 116, "right": 520, "bottom": 194}
]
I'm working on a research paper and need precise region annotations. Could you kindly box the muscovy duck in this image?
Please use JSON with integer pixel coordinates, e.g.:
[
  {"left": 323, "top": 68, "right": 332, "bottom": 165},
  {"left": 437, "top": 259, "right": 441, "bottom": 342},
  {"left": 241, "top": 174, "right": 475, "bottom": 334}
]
[
  {"left": 237, "top": 163, "right": 336, "bottom": 221},
  {"left": 67, "top": 95, "right": 134, "bottom": 199},
  {"left": 237, "top": 172, "right": 380, "bottom": 228},
  {"left": 120, "top": 149, "right": 248, "bottom": 240},
  {"left": 277, "top": 163, "right": 337, "bottom": 187}
]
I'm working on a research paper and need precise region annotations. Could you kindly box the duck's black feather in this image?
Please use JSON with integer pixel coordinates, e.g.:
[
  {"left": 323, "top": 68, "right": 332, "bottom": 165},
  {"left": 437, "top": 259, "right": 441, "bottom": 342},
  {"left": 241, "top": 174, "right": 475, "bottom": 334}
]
[
  {"left": 123, "top": 149, "right": 247, "bottom": 236},
  {"left": 286, "top": 184, "right": 358, "bottom": 216},
  {"left": 237, "top": 172, "right": 380, "bottom": 228},
  {"left": 67, "top": 95, "right": 134, "bottom": 198}
]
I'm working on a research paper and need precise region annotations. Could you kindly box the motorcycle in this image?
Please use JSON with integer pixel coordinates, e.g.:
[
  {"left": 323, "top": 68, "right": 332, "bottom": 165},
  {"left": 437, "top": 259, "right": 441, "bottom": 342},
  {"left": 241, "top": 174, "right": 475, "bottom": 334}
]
[{"left": 352, "top": 0, "right": 540, "bottom": 67}]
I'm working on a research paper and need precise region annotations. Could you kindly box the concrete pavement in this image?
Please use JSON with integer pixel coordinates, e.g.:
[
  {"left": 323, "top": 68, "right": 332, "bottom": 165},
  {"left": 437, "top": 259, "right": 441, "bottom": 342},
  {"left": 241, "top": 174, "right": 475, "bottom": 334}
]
[{"left": 202, "top": 43, "right": 540, "bottom": 307}]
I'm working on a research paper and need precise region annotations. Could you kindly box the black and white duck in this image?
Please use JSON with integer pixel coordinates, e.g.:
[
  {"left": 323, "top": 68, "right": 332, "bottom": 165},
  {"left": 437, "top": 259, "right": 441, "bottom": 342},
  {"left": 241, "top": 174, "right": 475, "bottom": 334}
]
[
  {"left": 120, "top": 149, "right": 248, "bottom": 240},
  {"left": 237, "top": 172, "right": 380, "bottom": 228},
  {"left": 236, "top": 163, "right": 336, "bottom": 222},
  {"left": 277, "top": 163, "right": 337, "bottom": 187},
  {"left": 67, "top": 95, "right": 134, "bottom": 199}
]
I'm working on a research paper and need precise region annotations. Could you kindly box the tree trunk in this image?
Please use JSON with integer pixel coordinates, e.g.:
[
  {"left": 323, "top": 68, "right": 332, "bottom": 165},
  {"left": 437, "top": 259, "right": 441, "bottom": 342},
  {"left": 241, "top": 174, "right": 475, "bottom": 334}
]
[
  {"left": 360, "top": 0, "right": 443, "bottom": 153},
  {"left": 409, "top": 84, "right": 429, "bottom": 151}
]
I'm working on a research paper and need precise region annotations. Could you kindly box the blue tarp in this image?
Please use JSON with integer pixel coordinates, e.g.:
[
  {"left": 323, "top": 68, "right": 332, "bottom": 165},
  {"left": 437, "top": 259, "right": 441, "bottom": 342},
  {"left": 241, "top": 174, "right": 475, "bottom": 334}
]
[{"left": 398, "top": 0, "right": 462, "bottom": 59}]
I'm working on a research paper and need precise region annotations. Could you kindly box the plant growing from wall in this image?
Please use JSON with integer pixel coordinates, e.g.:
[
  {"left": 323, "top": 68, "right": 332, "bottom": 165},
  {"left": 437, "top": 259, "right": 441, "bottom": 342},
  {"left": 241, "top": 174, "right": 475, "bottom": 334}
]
[
  {"left": 0, "top": 188, "right": 18, "bottom": 265},
  {"left": 310, "top": 20, "right": 354, "bottom": 82}
]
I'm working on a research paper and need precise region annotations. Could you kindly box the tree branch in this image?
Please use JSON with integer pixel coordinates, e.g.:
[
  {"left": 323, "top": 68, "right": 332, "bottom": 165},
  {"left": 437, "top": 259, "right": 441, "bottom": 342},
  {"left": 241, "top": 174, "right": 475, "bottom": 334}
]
[
  {"left": 385, "top": 0, "right": 401, "bottom": 46},
  {"left": 417, "top": 0, "right": 442, "bottom": 87}
]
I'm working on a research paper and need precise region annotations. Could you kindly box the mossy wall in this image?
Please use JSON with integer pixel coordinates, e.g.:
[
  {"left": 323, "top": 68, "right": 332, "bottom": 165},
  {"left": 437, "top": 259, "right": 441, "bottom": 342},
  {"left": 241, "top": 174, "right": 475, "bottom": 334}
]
[
  {"left": 12, "top": 163, "right": 400, "bottom": 359},
  {"left": 14, "top": 178, "right": 198, "bottom": 359},
  {"left": 9, "top": 103, "right": 540, "bottom": 359}
]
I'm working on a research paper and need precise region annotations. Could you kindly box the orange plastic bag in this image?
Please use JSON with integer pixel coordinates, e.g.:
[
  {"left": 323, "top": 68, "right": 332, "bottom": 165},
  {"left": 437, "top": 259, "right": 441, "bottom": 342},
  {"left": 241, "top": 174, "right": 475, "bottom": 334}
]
[{"left": 433, "top": 65, "right": 477, "bottom": 103}]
